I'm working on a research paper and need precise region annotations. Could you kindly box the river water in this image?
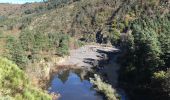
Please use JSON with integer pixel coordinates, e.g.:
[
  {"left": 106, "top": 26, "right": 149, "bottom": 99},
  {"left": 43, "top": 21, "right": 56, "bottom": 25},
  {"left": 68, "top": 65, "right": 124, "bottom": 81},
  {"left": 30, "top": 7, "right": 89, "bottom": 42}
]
[
  {"left": 48, "top": 47, "right": 127, "bottom": 100},
  {"left": 48, "top": 70, "right": 104, "bottom": 100},
  {"left": 48, "top": 69, "right": 127, "bottom": 100}
]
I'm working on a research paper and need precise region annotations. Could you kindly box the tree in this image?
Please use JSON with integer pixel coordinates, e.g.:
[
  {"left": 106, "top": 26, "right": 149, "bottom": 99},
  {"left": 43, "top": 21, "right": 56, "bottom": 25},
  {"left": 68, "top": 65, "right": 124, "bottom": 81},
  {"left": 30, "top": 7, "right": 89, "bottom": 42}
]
[
  {"left": 34, "top": 32, "right": 48, "bottom": 51},
  {"left": 56, "top": 34, "right": 70, "bottom": 56},
  {"left": 120, "top": 15, "right": 170, "bottom": 99}
]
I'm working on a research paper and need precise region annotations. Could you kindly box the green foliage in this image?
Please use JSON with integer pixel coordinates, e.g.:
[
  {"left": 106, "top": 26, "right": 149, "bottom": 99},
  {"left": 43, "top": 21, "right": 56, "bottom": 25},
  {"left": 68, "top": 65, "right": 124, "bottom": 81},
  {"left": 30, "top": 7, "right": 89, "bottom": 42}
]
[
  {"left": 19, "top": 17, "right": 32, "bottom": 30},
  {"left": 153, "top": 71, "right": 166, "bottom": 80},
  {"left": 0, "top": 57, "right": 51, "bottom": 100},
  {"left": 20, "top": 30, "right": 52, "bottom": 52},
  {"left": 163, "top": 69, "right": 170, "bottom": 96},
  {"left": 122, "top": 17, "right": 168, "bottom": 83},
  {"left": 34, "top": 32, "right": 49, "bottom": 51},
  {"left": 109, "top": 28, "right": 121, "bottom": 46},
  {"left": 6, "top": 36, "right": 28, "bottom": 68},
  {"left": 24, "top": 9, "right": 33, "bottom": 15},
  {"left": 19, "top": 29, "right": 70, "bottom": 62},
  {"left": 0, "top": 32, "right": 3, "bottom": 38},
  {"left": 19, "top": 29, "right": 34, "bottom": 51},
  {"left": 47, "top": 32, "right": 60, "bottom": 49},
  {"left": 120, "top": 14, "right": 170, "bottom": 99},
  {"left": 90, "top": 74, "right": 119, "bottom": 100},
  {"left": 56, "top": 34, "right": 70, "bottom": 56}
]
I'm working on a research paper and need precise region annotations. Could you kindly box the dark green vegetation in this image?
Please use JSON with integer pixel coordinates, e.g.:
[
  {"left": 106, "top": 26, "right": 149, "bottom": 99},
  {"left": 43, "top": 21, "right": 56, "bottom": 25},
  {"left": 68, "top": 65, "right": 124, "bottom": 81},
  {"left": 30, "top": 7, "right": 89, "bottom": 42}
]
[
  {"left": 0, "top": 0, "right": 170, "bottom": 99},
  {"left": 120, "top": 16, "right": 170, "bottom": 100},
  {"left": 4, "top": 30, "right": 72, "bottom": 68},
  {"left": 116, "top": 1, "right": 170, "bottom": 100}
]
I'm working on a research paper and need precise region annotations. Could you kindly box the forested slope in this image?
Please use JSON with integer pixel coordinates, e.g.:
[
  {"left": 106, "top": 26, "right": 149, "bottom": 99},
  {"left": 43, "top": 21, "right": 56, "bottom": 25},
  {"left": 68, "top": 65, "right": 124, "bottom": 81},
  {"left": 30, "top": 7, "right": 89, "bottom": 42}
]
[{"left": 0, "top": 0, "right": 170, "bottom": 99}]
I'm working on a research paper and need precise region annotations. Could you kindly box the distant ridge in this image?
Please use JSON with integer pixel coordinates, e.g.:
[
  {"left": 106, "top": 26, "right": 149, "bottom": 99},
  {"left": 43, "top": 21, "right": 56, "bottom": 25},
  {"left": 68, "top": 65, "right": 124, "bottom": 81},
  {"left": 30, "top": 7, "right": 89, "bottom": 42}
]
[{"left": 0, "top": 0, "right": 43, "bottom": 4}]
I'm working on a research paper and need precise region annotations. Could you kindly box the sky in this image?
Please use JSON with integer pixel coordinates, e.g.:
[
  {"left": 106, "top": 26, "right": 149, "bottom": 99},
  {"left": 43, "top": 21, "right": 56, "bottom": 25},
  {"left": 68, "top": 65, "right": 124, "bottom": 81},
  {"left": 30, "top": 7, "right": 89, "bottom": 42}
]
[{"left": 0, "top": 0, "right": 43, "bottom": 4}]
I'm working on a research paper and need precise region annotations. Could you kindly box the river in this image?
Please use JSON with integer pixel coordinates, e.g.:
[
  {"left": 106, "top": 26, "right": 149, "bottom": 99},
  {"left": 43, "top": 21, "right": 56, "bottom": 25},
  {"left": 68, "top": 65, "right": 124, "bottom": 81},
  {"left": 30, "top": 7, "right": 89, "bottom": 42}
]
[
  {"left": 48, "top": 45, "right": 127, "bottom": 100},
  {"left": 48, "top": 70, "right": 104, "bottom": 100}
]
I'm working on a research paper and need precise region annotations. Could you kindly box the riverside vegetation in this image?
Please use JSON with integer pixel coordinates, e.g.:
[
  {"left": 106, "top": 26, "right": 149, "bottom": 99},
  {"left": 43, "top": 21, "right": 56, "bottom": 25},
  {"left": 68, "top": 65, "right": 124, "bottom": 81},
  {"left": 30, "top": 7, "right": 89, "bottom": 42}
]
[
  {"left": 90, "top": 74, "right": 119, "bottom": 100},
  {"left": 0, "top": 0, "right": 170, "bottom": 100}
]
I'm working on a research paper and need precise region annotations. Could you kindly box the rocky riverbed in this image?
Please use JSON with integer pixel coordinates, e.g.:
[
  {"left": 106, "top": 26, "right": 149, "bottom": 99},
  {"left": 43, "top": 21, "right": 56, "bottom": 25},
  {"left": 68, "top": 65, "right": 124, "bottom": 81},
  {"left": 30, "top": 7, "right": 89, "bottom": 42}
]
[{"left": 57, "top": 44, "right": 119, "bottom": 69}]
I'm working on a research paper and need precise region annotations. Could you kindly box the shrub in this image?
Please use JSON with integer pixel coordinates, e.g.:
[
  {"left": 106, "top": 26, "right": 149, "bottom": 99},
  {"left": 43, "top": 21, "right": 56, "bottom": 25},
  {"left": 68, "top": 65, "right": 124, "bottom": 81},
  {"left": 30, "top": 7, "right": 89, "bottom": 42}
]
[
  {"left": 6, "top": 36, "right": 28, "bottom": 68},
  {"left": 24, "top": 9, "right": 33, "bottom": 14},
  {"left": 47, "top": 32, "right": 60, "bottom": 49},
  {"left": 153, "top": 71, "right": 166, "bottom": 80},
  {"left": 109, "top": 28, "right": 121, "bottom": 46},
  {"left": 90, "top": 74, "right": 119, "bottom": 100},
  {"left": 19, "top": 29, "right": 35, "bottom": 51},
  {"left": 34, "top": 32, "right": 49, "bottom": 51},
  {"left": 56, "top": 34, "right": 70, "bottom": 56},
  {"left": 0, "top": 57, "right": 51, "bottom": 100}
]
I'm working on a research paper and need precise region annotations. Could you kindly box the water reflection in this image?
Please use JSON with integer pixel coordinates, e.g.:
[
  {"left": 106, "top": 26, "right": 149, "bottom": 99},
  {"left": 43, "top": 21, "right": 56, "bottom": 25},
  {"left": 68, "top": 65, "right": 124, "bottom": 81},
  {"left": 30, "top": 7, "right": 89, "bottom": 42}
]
[{"left": 48, "top": 70, "right": 104, "bottom": 100}]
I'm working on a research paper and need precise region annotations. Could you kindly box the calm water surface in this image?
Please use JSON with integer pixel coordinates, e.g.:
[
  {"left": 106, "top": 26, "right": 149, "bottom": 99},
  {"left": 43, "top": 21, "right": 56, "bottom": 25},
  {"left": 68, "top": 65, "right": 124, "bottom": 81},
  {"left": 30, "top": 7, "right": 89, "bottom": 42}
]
[{"left": 48, "top": 70, "right": 104, "bottom": 100}]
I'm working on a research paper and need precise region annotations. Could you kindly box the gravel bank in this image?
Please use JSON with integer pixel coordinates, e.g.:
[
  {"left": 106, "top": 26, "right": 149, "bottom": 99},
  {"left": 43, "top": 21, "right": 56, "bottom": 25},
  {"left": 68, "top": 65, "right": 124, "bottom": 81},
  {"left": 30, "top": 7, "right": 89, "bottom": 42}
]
[{"left": 57, "top": 44, "right": 119, "bottom": 69}]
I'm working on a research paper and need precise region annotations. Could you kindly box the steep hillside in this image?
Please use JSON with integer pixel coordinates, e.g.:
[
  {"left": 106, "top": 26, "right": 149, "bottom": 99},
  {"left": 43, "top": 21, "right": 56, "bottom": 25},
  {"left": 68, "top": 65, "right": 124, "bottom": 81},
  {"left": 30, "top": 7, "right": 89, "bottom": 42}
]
[
  {"left": 27, "top": 0, "right": 123, "bottom": 42},
  {"left": 0, "top": 3, "right": 21, "bottom": 16},
  {"left": 0, "top": 0, "right": 170, "bottom": 100},
  {"left": 2, "top": 0, "right": 169, "bottom": 42},
  {"left": 27, "top": 0, "right": 170, "bottom": 40},
  {"left": 0, "top": 3, "right": 42, "bottom": 16}
]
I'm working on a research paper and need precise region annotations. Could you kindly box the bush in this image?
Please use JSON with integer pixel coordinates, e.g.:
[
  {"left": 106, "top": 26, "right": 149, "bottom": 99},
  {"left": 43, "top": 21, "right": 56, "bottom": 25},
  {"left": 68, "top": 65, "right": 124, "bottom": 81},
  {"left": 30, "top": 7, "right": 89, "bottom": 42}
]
[
  {"left": 47, "top": 32, "right": 60, "bottom": 49},
  {"left": 34, "top": 32, "right": 49, "bottom": 51},
  {"left": 153, "top": 71, "right": 166, "bottom": 80},
  {"left": 24, "top": 9, "right": 33, "bottom": 14},
  {"left": 56, "top": 34, "right": 70, "bottom": 56},
  {"left": 6, "top": 36, "right": 28, "bottom": 68},
  {"left": 90, "top": 74, "right": 119, "bottom": 100},
  {"left": 19, "top": 29, "right": 35, "bottom": 51},
  {"left": 109, "top": 28, "right": 121, "bottom": 46},
  {"left": 0, "top": 57, "right": 51, "bottom": 100}
]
